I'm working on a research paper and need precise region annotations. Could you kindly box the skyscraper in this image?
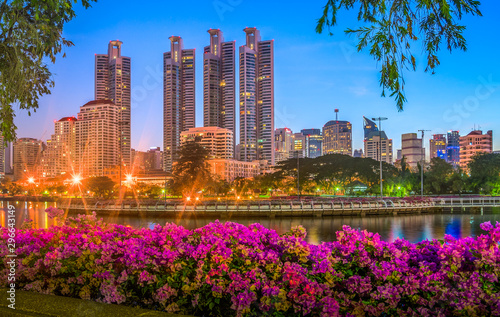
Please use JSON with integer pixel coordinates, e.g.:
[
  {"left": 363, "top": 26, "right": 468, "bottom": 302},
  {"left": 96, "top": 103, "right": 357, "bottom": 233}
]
[
  {"left": 274, "top": 128, "right": 294, "bottom": 163},
  {"left": 446, "top": 131, "right": 460, "bottom": 168},
  {"left": 301, "top": 129, "right": 322, "bottom": 158},
  {"left": 203, "top": 30, "right": 235, "bottom": 142},
  {"left": 401, "top": 133, "right": 424, "bottom": 170},
  {"left": 95, "top": 40, "right": 131, "bottom": 167},
  {"left": 13, "top": 138, "right": 44, "bottom": 181},
  {"left": 75, "top": 100, "right": 120, "bottom": 177},
  {"left": 322, "top": 111, "right": 352, "bottom": 156},
  {"left": 180, "top": 127, "right": 234, "bottom": 159},
  {"left": 163, "top": 36, "right": 195, "bottom": 172},
  {"left": 0, "top": 135, "right": 4, "bottom": 176},
  {"left": 239, "top": 27, "right": 274, "bottom": 165},
  {"left": 459, "top": 130, "right": 493, "bottom": 170},
  {"left": 363, "top": 117, "right": 393, "bottom": 164},
  {"left": 42, "top": 117, "right": 77, "bottom": 178},
  {"left": 429, "top": 134, "right": 447, "bottom": 160}
]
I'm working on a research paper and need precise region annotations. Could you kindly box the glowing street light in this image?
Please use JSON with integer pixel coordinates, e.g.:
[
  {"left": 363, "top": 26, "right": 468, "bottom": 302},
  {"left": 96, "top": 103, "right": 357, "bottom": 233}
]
[
  {"left": 27, "top": 177, "right": 35, "bottom": 184},
  {"left": 186, "top": 196, "right": 191, "bottom": 201},
  {"left": 125, "top": 174, "right": 134, "bottom": 184},
  {"left": 71, "top": 174, "right": 82, "bottom": 186}
]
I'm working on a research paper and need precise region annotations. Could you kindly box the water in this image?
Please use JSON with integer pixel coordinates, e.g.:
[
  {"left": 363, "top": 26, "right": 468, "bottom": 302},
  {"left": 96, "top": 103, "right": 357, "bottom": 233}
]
[{"left": 2, "top": 201, "right": 499, "bottom": 244}]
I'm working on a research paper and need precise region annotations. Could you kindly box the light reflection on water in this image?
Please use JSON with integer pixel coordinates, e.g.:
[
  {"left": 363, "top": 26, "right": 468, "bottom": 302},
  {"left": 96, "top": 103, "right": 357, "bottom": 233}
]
[{"left": 1, "top": 201, "right": 499, "bottom": 244}]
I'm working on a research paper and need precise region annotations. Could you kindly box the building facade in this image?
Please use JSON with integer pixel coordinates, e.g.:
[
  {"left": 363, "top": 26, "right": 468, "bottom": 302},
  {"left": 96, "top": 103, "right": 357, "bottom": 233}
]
[
  {"left": 203, "top": 29, "right": 236, "bottom": 147},
  {"left": 301, "top": 129, "right": 322, "bottom": 158},
  {"left": 401, "top": 133, "right": 424, "bottom": 169},
  {"left": 292, "top": 133, "right": 306, "bottom": 158},
  {"left": 163, "top": 36, "right": 196, "bottom": 172},
  {"left": 75, "top": 100, "right": 120, "bottom": 177},
  {"left": 447, "top": 131, "right": 460, "bottom": 168},
  {"left": 459, "top": 130, "right": 493, "bottom": 170},
  {"left": 239, "top": 27, "right": 274, "bottom": 165},
  {"left": 180, "top": 127, "right": 233, "bottom": 159},
  {"left": 430, "top": 134, "right": 447, "bottom": 160},
  {"left": 41, "top": 117, "right": 77, "bottom": 178},
  {"left": 363, "top": 117, "right": 392, "bottom": 164},
  {"left": 322, "top": 120, "right": 352, "bottom": 156},
  {"left": 13, "top": 138, "right": 44, "bottom": 181},
  {"left": 95, "top": 40, "right": 131, "bottom": 167},
  {"left": 274, "top": 128, "right": 294, "bottom": 163},
  {"left": 208, "top": 159, "right": 261, "bottom": 182}
]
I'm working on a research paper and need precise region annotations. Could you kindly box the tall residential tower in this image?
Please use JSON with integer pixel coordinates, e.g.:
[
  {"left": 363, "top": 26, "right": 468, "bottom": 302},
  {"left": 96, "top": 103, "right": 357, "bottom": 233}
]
[
  {"left": 203, "top": 29, "right": 236, "bottom": 147},
  {"left": 163, "top": 36, "right": 195, "bottom": 172},
  {"left": 239, "top": 28, "right": 274, "bottom": 165},
  {"left": 95, "top": 40, "right": 131, "bottom": 167}
]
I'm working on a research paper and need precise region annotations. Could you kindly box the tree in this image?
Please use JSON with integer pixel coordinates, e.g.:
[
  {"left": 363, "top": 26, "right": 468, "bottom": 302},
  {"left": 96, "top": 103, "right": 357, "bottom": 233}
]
[
  {"left": 0, "top": 0, "right": 96, "bottom": 141},
  {"left": 425, "top": 158, "right": 455, "bottom": 194},
  {"left": 316, "top": 0, "right": 482, "bottom": 110},
  {"left": 468, "top": 153, "right": 500, "bottom": 194},
  {"left": 86, "top": 176, "right": 115, "bottom": 198},
  {"left": 171, "top": 139, "right": 211, "bottom": 196}
]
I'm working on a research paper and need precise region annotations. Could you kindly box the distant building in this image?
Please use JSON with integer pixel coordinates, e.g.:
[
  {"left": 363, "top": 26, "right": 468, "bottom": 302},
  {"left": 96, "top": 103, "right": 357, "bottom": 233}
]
[
  {"left": 131, "top": 149, "right": 147, "bottom": 172},
  {"left": 203, "top": 29, "right": 236, "bottom": 152},
  {"left": 396, "top": 149, "right": 402, "bottom": 161},
  {"left": 163, "top": 36, "right": 196, "bottom": 172},
  {"left": 180, "top": 127, "right": 233, "bottom": 160},
  {"left": 208, "top": 159, "right": 261, "bottom": 182},
  {"left": 446, "top": 131, "right": 460, "bottom": 168},
  {"left": 301, "top": 129, "right": 322, "bottom": 158},
  {"left": 353, "top": 149, "right": 363, "bottom": 158},
  {"left": 363, "top": 117, "right": 392, "bottom": 164},
  {"left": 292, "top": 133, "right": 306, "bottom": 158},
  {"left": 0, "top": 135, "right": 4, "bottom": 176},
  {"left": 13, "top": 138, "right": 44, "bottom": 181},
  {"left": 430, "top": 134, "right": 447, "bottom": 161},
  {"left": 274, "top": 128, "right": 294, "bottom": 163},
  {"left": 4, "top": 141, "right": 13, "bottom": 175},
  {"left": 75, "top": 100, "right": 120, "bottom": 177},
  {"left": 401, "top": 133, "right": 424, "bottom": 169},
  {"left": 41, "top": 116, "right": 77, "bottom": 178},
  {"left": 95, "top": 40, "right": 131, "bottom": 167},
  {"left": 322, "top": 110, "right": 352, "bottom": 156},
  {"left": 239, "top": 27, "right": 274, "bottom": 164},
  {"left": 145, "top": 147, "right": 163, "bottom": 171},
  {"left": 459, "top": 130, "right": 493, "bottom": 170}
]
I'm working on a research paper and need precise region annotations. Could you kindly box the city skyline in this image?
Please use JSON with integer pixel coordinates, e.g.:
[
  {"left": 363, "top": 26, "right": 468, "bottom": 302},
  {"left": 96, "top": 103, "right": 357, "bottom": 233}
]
[{"left": 13, "top": 0, "right": 500, "bottom": 155}]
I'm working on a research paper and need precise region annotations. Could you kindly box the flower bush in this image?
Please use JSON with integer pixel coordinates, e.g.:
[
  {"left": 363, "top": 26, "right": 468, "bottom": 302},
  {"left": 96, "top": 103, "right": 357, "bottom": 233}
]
[{"left": 1, "top": 214, "right": 500, "bottom": 316}]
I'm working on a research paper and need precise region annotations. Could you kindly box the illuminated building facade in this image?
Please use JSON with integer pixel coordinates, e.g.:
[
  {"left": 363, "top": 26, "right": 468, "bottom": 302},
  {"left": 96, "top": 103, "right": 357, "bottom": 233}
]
[
  {"left": 430, "top": 134, "right": 447, "bottom": 160},
  {"left": 301, "top": 129, "right": 322, "bottom": 158},
  {"left": 41, "top": 117, "right": 77, "bottom": 178},
  {"left": 459, "top": 130, "right": 492, "bottom": 170},
  {"left": 363, "top": 117, "right": 393, "bottom": 164},
  {"left": 447, "top": 131, "right": 460, "bottom": 168},
  {"left": 180, "top": 127, "right": 233, "bottom": 159},
  {"left": 322, "top": 118, "right": 352, "bottom": 156},
  {"left": 13, "top": 138, "right": 44, "bottom": 181}
]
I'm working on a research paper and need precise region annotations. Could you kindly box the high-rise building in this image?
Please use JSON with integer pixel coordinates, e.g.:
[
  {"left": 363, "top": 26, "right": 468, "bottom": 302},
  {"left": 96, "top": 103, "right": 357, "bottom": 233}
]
[
  {"left": 429, "top": 134, "right": 447, "bottom": 161},
  {"left": 301, "top": 129, "right": 322, "bottom": 158},
  {"left": 363, "top": 117, "right": 393, "bottom": 164},
  {"left": 41, "top": 117, "right": 77, "bottom": 178},
  {"left": 292, "top": 133, "right": 306, "bottom": 158},
  {"left": 95, "top": 40, "right": 131, "bottom": 167},
  {"left": 239, "top": 27, "right": 274, "bottom": 165},
  {"left": 274, "top": 128, "right": 294, "bottom": 163},
  {"left": 146, "top": 147, "right": 163, "bottom": 171},
  {"left": 0, "top": 135, "right": 4, "bottom": 176},
  {"left": 75, "top": 100, "right": 120, "bottom": 177},
  {"left": 163, "top": 36, "right": 195, "bottom": 172},
  {"left": 13, "top": 138, "right": 44, "bottom": 181},
  {"left": 401, "top": 133, "right": 424, "bottom": 169},
  {"left": 459, "top": 130, "right": 493, "bottom": 170},
  {"left": 446, "top": 131, "right": 460, "bottom": 168},
  {"left": 203, "top": 30, "right": 236, "bottom": 145},
  {"left": 208, "top": 159, "right": 261, "bottom": 182},
  {"left": 180, "top": 127, "right": 233, "bottom": 160},
  {"left": 322, "top": 111, "right": 352, "bottom": 156}
]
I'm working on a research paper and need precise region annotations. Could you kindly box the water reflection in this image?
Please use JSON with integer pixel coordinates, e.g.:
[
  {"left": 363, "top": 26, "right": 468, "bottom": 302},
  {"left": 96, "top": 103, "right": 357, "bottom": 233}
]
[{"left": 1, "top": 201, "right": 499, "bottom": 244}]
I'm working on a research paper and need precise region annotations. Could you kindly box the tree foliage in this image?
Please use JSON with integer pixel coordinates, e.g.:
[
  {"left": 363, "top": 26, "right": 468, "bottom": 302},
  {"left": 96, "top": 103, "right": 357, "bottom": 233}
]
[
  {"left": 468, "top": 153, "right": 500, "bottom": 194},
  {"left": 85, "top": 176, "right": 115, "bottom": 198},
  {"left": 171, "top": 139, "right": 211, "bottom": 196},
  {"left": 316, "top": 0, "right": 482, "bottom": 110},
  {"left": 0, "top": 0, "right": 95, "bottom": 141}
]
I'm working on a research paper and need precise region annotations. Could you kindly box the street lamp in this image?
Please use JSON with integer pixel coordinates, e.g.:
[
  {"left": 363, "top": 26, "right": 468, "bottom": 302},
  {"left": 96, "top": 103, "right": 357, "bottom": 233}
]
[
  {"left": 71, "top": 174, "right": 82, "bottom": 186},
  {"left": 418, "top": 129, "right": 431, "bottom": 197},
  {"left": 372, "top": 117, "right": 388, "bottom": 198}
]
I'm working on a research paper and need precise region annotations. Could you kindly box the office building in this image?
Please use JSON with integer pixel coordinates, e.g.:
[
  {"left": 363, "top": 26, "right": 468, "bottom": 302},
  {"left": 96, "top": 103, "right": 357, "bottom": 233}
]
[
  {"left": 430, "top": 134, "right": 447, "bottom": 160},
  {"left": 322, "top": 110, "right": 352, "bottom": 155},
  {"left": 180, "top": 127, "right": 233, "bottom": 159},
  {"left": 292, "top": 133, "right": 306, "bottom": 158},
  {"left": 239, "top": 27, "right": 274, "bottom": 164},
  {"left": 95, "top": 40, "right": 131, "bottom": 167},
  {"left": 203, "top": 29, "right": 236, "bottom": 148},
  {"left": 208, "top": 159, "right": 261, "bottom": 182},
  {"left": 401, "top": 133, "right": 424, "bottom": 169},
  {"left": 353, "top": 149, "right": 363, "bottom": 158},
  {"left": 363, "top": 117, "right": 393, "bottom": 164},
  {"left": 301, "top": 129, "right": 322, "bottom": 158},
  {"left": 145, "top": 147, "right": 163, "bottom": 171},
  {"left": 13, "top": 138, "right": 44, "bottom": 181},
  {"left": 0, "top": 135, "right": 4, "bottom": 176},
  {"left": 75, "top": 100, "right": 120, "bottom": 177},
  {"left": 163, "top": 36, "right": 196, "bottom": 172},
  {"left": 446, "top": 131, "right": 460, "bottom": 168},
  {"left": 41, "top": 117, "right": 77, "bottom": 178},
  {"left": 459, "top": 130, "right": 493, "bottom": 170},
  {"left": 274, "top": 128, "right": 294, "bottom": 163}
]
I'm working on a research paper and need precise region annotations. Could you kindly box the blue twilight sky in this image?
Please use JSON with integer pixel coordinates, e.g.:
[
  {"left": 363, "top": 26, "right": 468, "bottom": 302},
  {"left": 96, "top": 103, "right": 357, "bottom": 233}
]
[{"left": 15, "top": 0, "right": 500, "bottom": 156}]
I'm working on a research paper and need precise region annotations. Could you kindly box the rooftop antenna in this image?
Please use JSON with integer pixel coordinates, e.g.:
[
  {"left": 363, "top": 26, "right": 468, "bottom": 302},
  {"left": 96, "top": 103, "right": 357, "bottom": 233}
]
[{"left": 335, "top": 108, "right": 339, "bottom": 121}]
